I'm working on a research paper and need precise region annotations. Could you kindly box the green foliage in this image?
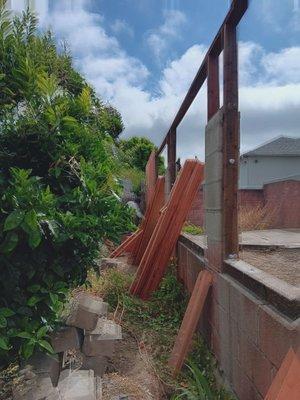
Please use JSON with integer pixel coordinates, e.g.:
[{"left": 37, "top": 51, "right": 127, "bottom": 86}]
[
  {"left": 119, "top": 137, "right": 165, "bottom": 173},
  {"left": 0, "top": 3, "right": 134, "bottom": 362},
  {"left": 173, "top": 337, "right": 236, "bottom": 400},
  {"left": 183, "top": 224, "right": 204, "bottom": 235},
  {"left": 172, "top": 360, "right": 214, "bottom": 400}
]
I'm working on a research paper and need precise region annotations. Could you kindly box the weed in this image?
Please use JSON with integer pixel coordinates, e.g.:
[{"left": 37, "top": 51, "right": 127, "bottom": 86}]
[{"left": 183, "top": 224, "right": 204, "bottom": 235}]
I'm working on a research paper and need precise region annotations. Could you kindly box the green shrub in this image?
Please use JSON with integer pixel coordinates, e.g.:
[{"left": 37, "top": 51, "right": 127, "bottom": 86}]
[
  {"left": 0, "top": 3, "right": 134, "bottom": 362},
  {"left": 183, "top": 224, "right": 204, "bottom": 235}
]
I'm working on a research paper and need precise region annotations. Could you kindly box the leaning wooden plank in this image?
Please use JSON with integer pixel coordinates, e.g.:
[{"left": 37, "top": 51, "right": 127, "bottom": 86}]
[
  {"left": 136, "top": 161, "right": 204, "bottom": 299},
  {"left": 110, "top": 230, "right": 142, "bottom": 258},
  {"left": 143, "top": 164, "right": 203, "bottom": 297},
  {"left": 133, "top": 161, "right": 202, "bottom": 298},
  {"left": 130, "top": 160, "right": 199, "bottom": 296},
  {"left": 264, "top": 347, "right": 300, "bottom": 400},
  {"left": 133, "top": 176, "right": 165, "bottom": 265},
  {"left": 168, "top": 270, "right": 213, "bottom": 376}
]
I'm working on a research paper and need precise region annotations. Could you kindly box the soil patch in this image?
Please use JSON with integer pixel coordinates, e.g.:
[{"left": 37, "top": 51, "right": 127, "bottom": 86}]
[{"left": 240, "top": 248, "right": 300, "bottom": 287}]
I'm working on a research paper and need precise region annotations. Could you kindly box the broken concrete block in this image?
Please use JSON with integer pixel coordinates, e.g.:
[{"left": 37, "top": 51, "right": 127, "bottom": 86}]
[
  {"left": 82, "top": 336, "right": 115, "bottom": 357},
  {"left": 87, "top": 318, "right": 122, "bottom": 339},
  {"left": 58, "top": 369, "right": 96, "bottom": 400},
  {"left": 25, "top": 351, "right": 61, "bottom": 387},
  {"left": 81, "top": 355, "right": 108, "bottom": 377},
  {"left": 66, "top": 302, "right": 99, "bottom": 331},
  {"left": 66, "top": 293, "right": 108, "bottom": 331},
  {"left": 76, "top": 292, "right": 108, "bottom": 316},
  {"left": 13, "top": 375, "right": 56, "bottom": 400},
  {"left": 51, "top": 326, "right": 83, "bottom": 353},
  {"left": 99, "top": 258, "right": 124, "bottom": 271}
]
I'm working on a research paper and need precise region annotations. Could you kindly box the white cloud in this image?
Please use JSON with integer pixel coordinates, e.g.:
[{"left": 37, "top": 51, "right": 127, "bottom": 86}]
[
  {"left": 111, "top": 19, "right": 134, "bottom": 38},
  {"left": 40, "top": 2, "right": 300, "bottom": 161},
  {"left": 262, "top": 47, "right": 300, "bottom": 84},
  {"left": 146, "top": 9, "right": 187, "bottom": 60}
]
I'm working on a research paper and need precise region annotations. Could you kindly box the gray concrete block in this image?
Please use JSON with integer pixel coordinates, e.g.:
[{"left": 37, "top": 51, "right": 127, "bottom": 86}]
[
  {"left": 58, "top": 369, "right": 96, "bottom": 400},
  {"left": 82, "top": 336, "right": 115, "bottom": 357},
  {"left": 205, "top": 151, "right": 223, "bottom": 184},
  {"left": 100, "top": 258, "right": 124, "bottom": 270},
  {"left": 81, "top": 355, "right": 108, "bottom": 377},
  {"left": 51, "top": 326, "right": 83, "bottom": 353},
  {"left": 13, "top": 375, "right": 55, "bottom": 400},
  {"left": 25, "top": 351, "right": 61, "bottom": 387},
  {"left": 66, "top": 303, "right": 99, "bottom": 331},
  {"left": 87, "top": 318, "right": 122, "bottom": 339},
  {"left": 205, "top": 109, "right": 223, "bottom": 158},
  {"left": 76, "top": 293, "right": 108, "bottom": 316},
  {"left": 205, "top": 210, "right": 222, "bottom": 242},
  {"left": 204, "top": 180, "right": 222, "bottom": 211}
]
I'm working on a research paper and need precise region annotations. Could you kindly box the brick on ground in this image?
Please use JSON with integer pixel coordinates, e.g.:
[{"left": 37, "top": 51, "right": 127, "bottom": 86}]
[
  {"left": 58, "top": 369, "right": 96, "bottom": 400},
  {"left": 66, "top": 293, "right": 108, "bottom": 331},
  {"left": 51, "top": 326, "right": 83, "bottom": 353},
  {"left": 23, "top": 351, "right": 61, "bottom": 387},
  {"left": 100, "top": 257, "right": 124, "bottom": 270},
  {"left": 13, "top": 375, "right": 56, "bottom": 400}
]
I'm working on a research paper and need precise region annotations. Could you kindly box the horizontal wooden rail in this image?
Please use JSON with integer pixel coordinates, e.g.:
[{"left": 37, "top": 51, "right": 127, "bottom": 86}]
[{"left": 157, "top": 0, "right": 248, "bottom": 155}]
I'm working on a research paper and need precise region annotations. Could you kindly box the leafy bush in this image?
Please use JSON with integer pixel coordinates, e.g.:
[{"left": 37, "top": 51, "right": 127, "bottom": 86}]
[
  {"left": 119, "top": 137, "right": 165, "bottom": 174},
  {"left": 183, "top": 224, "right": 204, "bottom": 235},
  {"left": 0, "top": 3, "right": 134, "bottom": 362}
]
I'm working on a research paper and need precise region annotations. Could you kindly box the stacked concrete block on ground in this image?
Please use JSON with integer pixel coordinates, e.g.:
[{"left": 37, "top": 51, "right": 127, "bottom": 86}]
[{"left": 13, "top": 292, "right": 122, "bottom": 400}]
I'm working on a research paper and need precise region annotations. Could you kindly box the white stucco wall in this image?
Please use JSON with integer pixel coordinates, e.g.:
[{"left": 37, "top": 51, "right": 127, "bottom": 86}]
[{"left": 239, "top": 156, "right": 300, "bottom": 189}]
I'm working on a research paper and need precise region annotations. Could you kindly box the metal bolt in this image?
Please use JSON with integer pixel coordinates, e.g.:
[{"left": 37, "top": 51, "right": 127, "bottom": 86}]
[
  {"left": 228, "top": 253, "right": 238, "bottom": 259},
  {"left": 229, "top": 158, "right": 235, "bottom": 164}
]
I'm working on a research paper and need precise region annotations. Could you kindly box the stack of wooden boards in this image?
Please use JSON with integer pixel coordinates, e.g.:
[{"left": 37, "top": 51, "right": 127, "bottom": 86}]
[{"left": 130, "top": 159, "right": 204, "bottom": 299}]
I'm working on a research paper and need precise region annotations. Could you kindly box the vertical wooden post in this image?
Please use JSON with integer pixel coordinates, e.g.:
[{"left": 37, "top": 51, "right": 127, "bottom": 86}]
[
  {"left": 222, "top": 23, "right": 239, "bottom": 258},
  {"left": 167, "top": 129, "right": 177, "bottom": 188},
  {"left": 207, "top": 54, "right": 220, "bottom": 121}
]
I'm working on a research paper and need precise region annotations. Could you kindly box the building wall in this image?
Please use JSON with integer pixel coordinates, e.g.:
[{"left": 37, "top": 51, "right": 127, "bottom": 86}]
[
  {"left": 239, "top": 156, "right": 300, "bottom": 189},
  {"left": 177, "top": 240, "right": 299, "bottom": 400},
  {"left": 188, "top": 180, "right": 300, "bottom": 229},
  {"left": 187, "top": 185, "right": 204, "bottom": 227}
]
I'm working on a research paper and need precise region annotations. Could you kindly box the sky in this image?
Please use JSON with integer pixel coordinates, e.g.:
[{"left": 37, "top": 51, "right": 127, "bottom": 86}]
[{"left": 9, "top": 0, "right": 300, "bottom": 160}]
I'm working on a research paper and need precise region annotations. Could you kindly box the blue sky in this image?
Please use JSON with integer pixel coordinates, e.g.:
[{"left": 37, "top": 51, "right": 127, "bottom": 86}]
[{"left": 9, "top": 0, "right": 300, "bottom": 159}]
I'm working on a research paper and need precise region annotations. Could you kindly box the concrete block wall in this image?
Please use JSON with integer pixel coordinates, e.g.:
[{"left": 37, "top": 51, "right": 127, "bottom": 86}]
[
  {"left": 177, "top": 240, "right": 299, "bottom": 400},
  {"left": 187, "top": 180, "right": 300, "bottom": 230},
  {"left": 204, "top": 109, "right": 224, "bottom": 272}
]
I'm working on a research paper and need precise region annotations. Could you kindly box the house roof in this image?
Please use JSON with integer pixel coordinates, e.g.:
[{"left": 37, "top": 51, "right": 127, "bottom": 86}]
[{"left": 243, "top": 136, "right": 300, "bottom": 157}]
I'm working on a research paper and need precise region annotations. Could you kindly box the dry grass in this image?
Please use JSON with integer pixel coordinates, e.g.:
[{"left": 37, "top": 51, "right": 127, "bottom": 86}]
[{"left": 238, "top": 204, "right": 279, "bottom": 232}]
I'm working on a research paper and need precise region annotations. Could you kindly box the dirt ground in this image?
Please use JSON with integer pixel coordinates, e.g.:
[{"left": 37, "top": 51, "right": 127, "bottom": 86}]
[
  {"left": 102, "top": 330, "right": 164, "bottom": 400},
  {"left": 240, "top": 248, "right": 300, "bottom": 287}
]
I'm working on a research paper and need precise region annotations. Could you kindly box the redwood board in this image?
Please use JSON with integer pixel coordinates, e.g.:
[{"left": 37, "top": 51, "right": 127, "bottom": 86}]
[
  {"left": 264, "top": 347, "right": 300, "bottom": 400},
  {"left": 131, "top": 160, "right": 204, "bottom": 299},
  {"left": 168, "top": 270, "right": 213, "bottom": 376}
]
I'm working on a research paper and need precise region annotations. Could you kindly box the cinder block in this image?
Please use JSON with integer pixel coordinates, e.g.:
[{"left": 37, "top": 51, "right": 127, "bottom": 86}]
[
  {"left": 76, "top": 293, "right": 108, "bottom": 316},
  {"left": 258, "top": 304, "right": 298, "bottom": 369},
  {"left": 228, "top": 278, "right": 264, "bottom": 344},
  {"left": 51, "top": 326, "right": 83, "bottom": 353},
  {"left": 205, "top": 109, "right": 223, "bottom": 158},
  {"left": 87, "top": 318, "right": 122, "bottom": 339},
  {"left": 205, "top": 211, "right": 222, "bottom": 242},
  {"left": 205, "top": 151, "right": 223, "bottom": 184},
  {"left": 81, "top": 355, "right": 108, "bottom": 377},
  {"left": 66, "top": 293, "right": 108, "bottom": 331},
  {"left": 212, "top": 274, "right": 231, "bottom": 313},
  {"left": 25, "top": 351, "right": 61, "bottom": 387},
  {"left": 13, "top": 375, "right": 56, "bottom": 400},
  {"left": 100, "top": 258, "right": 124, "bottom": 271},
  {"left": 204, "top": 180, "right": 222, "bottom": 211},
  {"left": 82, "top": 336, "right": 115, "bottom": 357},
  {"left": 205, "top": 240, "right": 223, "bottom": 271},
  {"left": 232, "top": 360, "right": 258, "bottom": 400},
  {"left": 66, "top": 303, "right": 99, "bottom": 331},
  {"left": 58, "top": 370, "right": 96, "bottom": 400}
]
